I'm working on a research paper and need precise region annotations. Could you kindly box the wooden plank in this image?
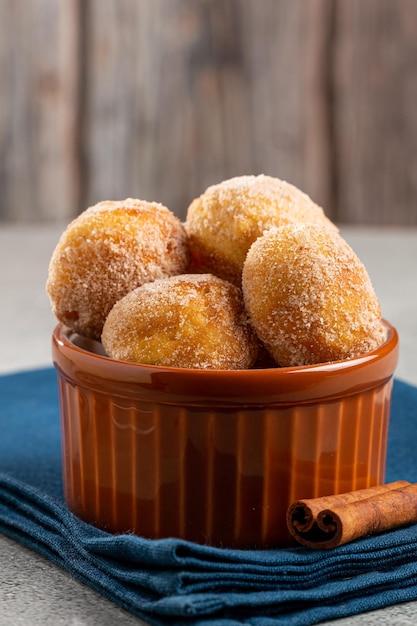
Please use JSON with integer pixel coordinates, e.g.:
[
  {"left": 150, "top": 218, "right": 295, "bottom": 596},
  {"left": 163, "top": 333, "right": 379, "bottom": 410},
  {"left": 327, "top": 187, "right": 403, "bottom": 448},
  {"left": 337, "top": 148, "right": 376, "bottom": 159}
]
[
  {"left": 238, "top": 0, "right": 334, "bottom": 216},
  {"left": 303, "top": 0, "right": 336, "bottom": 218},
  {"left": 333, "top": 0, "right": 417, "bottom": 224},
  {"left": 84, "top": 0, "right": 332, "bottom": 221},
  {"left": 0, "top": 0, "right": 83, "bottom": 222}
]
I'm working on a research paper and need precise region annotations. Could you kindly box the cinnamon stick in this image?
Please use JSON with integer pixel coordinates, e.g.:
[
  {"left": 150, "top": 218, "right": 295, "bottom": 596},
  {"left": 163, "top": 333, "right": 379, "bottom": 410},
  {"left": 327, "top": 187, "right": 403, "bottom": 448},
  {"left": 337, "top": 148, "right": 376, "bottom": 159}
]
[{"left": 286, "top": 481, "right": 417, "bottom": 549}]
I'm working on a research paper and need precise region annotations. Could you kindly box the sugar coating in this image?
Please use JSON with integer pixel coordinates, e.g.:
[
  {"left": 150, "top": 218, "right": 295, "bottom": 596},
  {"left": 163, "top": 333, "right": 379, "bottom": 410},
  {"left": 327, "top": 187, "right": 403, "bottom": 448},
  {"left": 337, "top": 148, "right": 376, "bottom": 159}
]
[
  {"left": 101, "top": 274, "right": 259, "bottom": 370},
  {"left": 242, "top": 224, "right": 385, "bottom": 366},
  {"left": 46, "top": 199, "right": 189, "bottom": 339},
  {"left": 185, "top": 174, "right": 337, "bottom": 285}
]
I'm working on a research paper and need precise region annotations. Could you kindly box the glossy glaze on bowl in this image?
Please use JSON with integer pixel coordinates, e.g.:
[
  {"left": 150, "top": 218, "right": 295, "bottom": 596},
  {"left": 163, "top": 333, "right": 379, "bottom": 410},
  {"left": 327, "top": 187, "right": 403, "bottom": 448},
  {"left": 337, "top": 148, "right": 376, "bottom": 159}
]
[{"left": 52, "top": 321, "right": 398, "bottom": 548}]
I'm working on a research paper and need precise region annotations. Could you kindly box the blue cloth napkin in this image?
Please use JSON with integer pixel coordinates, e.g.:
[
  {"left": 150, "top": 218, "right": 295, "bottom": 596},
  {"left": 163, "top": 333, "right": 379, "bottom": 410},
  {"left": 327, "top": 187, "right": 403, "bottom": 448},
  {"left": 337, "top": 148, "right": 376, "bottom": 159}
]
[{"left": 1, "top": 368, "right": 417, "bottom": 626}]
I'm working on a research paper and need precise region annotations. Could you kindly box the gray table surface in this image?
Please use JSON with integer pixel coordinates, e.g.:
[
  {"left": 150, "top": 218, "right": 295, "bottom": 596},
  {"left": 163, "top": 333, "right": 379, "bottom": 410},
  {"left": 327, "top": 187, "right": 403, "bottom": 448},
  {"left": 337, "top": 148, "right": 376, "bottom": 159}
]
[{"left": 1, "top": 223, "right": 416, "bottom": 626}]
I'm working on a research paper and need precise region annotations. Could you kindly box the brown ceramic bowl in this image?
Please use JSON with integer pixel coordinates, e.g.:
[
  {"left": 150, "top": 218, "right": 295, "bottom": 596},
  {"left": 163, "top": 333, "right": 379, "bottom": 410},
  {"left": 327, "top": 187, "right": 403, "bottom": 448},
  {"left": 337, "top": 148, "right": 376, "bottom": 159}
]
[{"left": 52, "top": 320, "right": 398, "bottom": 548}]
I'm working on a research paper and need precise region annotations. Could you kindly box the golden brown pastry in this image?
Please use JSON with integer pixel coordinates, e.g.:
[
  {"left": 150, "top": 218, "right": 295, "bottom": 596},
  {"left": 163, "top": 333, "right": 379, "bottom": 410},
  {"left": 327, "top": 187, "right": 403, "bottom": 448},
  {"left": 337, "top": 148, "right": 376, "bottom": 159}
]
[
  {"left": 185, "top": 174, "right": 336, "bottom": 285},
  {"left": 46, "top": 199, "right": 189, "bottom": 339},
  {"left": 101, "top": 274, "right": 259, "bottom": 369},
  {"left": 242, "top": 224, "right": 385, "bottom": 366}
]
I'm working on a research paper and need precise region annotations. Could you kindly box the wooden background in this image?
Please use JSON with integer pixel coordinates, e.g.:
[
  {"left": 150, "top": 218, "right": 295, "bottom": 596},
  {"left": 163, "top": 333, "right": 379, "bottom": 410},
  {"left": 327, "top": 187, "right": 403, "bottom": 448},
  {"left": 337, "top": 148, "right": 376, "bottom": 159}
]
[{"left": 1, "top": 0, "right": 417, "bottom": 225}]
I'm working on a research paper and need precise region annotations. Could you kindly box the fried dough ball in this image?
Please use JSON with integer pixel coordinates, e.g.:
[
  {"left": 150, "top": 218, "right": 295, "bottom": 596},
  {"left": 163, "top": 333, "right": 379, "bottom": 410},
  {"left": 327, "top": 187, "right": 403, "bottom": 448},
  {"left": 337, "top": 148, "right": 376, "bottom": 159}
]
[
  {"left": 242, "top": 224, "right": 385, "bottom": 366},
  {"left": 46, "top": 199, "right": 189, "bottom": 339},
  {"left": 185, "top": 174, "right": 336, "bottom": 285},
  {"left": 101, "top": 274, "right": 259, "bottom": 370}
]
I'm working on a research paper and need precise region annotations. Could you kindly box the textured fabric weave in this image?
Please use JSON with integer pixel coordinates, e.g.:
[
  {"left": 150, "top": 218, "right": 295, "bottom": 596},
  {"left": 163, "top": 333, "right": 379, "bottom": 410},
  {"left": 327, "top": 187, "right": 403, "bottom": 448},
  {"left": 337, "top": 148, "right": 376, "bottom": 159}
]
[{"left": 0, "top": 368, "right": 416, "bottom": 626}]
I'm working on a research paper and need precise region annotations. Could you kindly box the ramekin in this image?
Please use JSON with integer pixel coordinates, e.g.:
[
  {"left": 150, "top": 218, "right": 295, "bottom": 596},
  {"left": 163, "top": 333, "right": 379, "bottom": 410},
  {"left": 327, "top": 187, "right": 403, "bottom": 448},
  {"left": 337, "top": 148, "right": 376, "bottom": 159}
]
[{"left": 52, "top": 320, "right": 398, "bottom": 548}]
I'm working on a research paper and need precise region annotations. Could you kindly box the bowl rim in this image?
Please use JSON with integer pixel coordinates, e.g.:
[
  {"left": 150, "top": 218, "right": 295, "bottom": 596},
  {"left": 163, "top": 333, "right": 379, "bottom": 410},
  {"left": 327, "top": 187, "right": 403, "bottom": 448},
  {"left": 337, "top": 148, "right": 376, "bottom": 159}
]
[
  {"left": 52, "top": 321, "right": 399, "bottom": 406},
  {"left": 54, "top": 320, "right": 397, "bottom": 373}
]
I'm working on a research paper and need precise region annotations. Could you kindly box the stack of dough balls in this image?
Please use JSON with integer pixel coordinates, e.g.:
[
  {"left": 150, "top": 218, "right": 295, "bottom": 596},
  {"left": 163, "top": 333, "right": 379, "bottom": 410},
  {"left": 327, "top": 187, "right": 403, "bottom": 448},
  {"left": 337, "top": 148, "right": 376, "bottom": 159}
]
[
  {"left": 46, "top": 175, "right": 386, "bottom": 370},
  {"left": 46, "top": 196, "right": 258, "bottom": 370}
]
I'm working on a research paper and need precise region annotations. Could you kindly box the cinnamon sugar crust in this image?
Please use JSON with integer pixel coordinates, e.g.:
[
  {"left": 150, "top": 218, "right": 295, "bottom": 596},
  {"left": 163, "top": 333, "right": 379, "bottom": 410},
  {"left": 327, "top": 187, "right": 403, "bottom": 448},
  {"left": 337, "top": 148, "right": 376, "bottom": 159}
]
[
  {"left": 101, "top": 274, "right": 259, "bottom": 370},
  {"left": 242, "top": 224, "right": 385, "bottom": 366},
  {"left": 185, "top": 174, "right": 336, "bottom": 285},
  {"left": 46, "top": 199, "right": 189, "bottom": 339}
]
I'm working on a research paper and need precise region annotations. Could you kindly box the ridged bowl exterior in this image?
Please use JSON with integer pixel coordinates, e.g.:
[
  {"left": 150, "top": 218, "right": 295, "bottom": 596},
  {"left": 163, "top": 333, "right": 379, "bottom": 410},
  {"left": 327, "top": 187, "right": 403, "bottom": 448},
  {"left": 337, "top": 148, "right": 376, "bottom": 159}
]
[{"left": 52, "top": 321, "right": 398, "bottom": 548}]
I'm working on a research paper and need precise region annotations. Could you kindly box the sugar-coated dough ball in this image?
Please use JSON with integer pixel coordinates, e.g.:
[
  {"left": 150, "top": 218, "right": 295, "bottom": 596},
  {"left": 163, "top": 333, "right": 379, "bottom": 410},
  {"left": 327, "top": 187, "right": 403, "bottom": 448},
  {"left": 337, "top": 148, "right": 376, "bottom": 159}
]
[
  {"left": 242, "top": 224, "right": 385, "bottom": 366},
  {"left": 101, "top": 274, "right": 259, "bottom": 370},
  {"left": 185, "top": 174, "right": 336, "bottom": 285},
  {"left": 46, "top": 199, "right": 189, "bottom": 339}
]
